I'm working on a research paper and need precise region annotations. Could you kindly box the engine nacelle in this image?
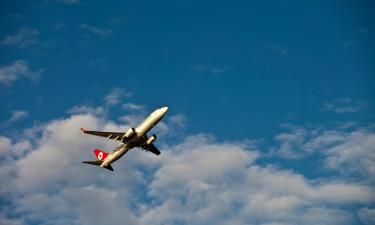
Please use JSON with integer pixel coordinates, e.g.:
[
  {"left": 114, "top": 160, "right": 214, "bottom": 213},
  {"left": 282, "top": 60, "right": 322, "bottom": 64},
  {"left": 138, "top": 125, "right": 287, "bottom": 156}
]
[
  {"left": 122, "top": 127, "right": 136, "bottom": 139},
  {"left": 146, "top": 134, "right": 157, "bottom": 145}
]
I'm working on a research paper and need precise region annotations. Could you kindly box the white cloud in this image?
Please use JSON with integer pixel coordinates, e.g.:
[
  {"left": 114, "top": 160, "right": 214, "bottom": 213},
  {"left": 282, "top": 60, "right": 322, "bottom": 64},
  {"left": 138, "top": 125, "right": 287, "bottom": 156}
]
[
  {"left": 79, "top": 24, "right": 113, "bottom": 37},
  {"left": 273, "top": 126, "right": 307, "bottom": 158},
  {"left": 323, "top": 98, "right": 368, "bottom": 113},
  {"left": 2, "top": 110, "right": 29, "bottom": 127},
  {"left": 322, "top": 129, "right": 375, "bottom": 180},
  {"left": 192, "top": 65, "right": 229, "bottom": 75},
  {"left": 1, "top": 28, "right": 39, "bottom": 48},
  {"left": 0, "top": 60, "right": 44, "bottom": 86},
  {"left": 68, "top": 105, "right": 106, "bottom": 117},
  {"left": 104, "top": 87, "right": 131, "bottom": 106},
  {"left": 167, "top": 113, "right": 186, "bottom": 128},
  {"left": 0, "top": 107, "right": 374, "bottom": 225},
  {"left": 122, "top": 103, "right": 144, "bottom": 111},
  {"left": 141, "top": 135, "right": 373, "bottom": 225},
  {"left": 210, "top": 67, "right": 229, "bottom": 75},
  {"left": 0, "top": 136, "right": 31, "bottom": 161},
  {"left": 357, "top": 207, "right": 375, "bottom": 225},
  {"left": 271, "top": 124, "right": 375, "bottom": 183},
  {"left": 9, "top": 110, "right": 28, "bottom": 122}
]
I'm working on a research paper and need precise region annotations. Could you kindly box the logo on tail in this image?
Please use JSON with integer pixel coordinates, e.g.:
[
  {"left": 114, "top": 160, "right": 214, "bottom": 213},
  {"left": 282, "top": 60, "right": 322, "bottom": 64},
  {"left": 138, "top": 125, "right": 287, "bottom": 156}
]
[{"left": 94, "top": 149, "right": 109, "bottom": 161}]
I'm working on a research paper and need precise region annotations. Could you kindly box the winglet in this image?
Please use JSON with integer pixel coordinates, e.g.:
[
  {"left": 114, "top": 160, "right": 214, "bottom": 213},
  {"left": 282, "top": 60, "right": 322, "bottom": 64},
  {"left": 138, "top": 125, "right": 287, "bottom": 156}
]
[{"left": 80, "top": 128, "right": 87, "bottom": 133}]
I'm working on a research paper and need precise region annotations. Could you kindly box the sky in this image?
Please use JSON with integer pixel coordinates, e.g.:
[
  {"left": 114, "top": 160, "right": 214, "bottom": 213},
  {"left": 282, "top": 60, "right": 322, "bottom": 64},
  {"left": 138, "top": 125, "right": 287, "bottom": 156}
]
[{"left": 0, "top": 1, "right": 374, "bottom": 225}]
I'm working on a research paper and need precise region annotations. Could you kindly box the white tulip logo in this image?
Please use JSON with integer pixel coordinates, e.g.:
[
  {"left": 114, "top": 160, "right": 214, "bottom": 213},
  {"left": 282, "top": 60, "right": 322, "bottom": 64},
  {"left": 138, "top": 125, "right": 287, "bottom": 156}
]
[{"left": 98, "top": 152, "right": 103, "bottom": 160}]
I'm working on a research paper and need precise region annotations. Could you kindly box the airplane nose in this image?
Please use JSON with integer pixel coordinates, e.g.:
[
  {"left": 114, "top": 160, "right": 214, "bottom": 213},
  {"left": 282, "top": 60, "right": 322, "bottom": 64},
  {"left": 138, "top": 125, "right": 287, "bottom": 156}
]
[{"left": 160, "top": 106, "right": 168, "bottom": 114}]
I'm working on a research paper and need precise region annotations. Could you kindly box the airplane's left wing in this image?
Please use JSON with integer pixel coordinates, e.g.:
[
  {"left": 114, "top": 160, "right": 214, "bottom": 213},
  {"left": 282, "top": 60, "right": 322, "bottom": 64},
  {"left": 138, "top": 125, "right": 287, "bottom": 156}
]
[
  {"left": 141, "top": 143, "right": 161, "bottom": 155},
  {"left": 80, "top": 128, "right": 124, "bottom": 141}
]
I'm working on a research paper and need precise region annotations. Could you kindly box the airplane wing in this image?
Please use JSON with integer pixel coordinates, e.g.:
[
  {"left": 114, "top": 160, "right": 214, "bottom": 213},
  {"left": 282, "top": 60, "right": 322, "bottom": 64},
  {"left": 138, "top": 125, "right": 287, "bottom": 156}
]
[
  {"left": 141, "top": 143, "right": 161, "bottom": 155},
  {"left": 80, "top": 128, "right": 125, "bottom": 141}
]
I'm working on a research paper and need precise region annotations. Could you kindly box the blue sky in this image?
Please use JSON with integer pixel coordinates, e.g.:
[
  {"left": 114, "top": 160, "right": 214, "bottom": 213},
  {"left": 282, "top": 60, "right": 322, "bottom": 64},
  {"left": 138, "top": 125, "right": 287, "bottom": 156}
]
[{"left": 0, "top": 1, "right": 374, "bottom": 225}]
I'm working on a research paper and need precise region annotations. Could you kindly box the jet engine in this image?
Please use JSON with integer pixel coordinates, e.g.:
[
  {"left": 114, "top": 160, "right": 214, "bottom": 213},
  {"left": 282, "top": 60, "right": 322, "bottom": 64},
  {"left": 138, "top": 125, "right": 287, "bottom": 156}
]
[
  {"left": 122, "top": 127, "right": 136, "bottom": 139},
  {"left": 146, "top": 134, "right": 157, "bottom": 145}
]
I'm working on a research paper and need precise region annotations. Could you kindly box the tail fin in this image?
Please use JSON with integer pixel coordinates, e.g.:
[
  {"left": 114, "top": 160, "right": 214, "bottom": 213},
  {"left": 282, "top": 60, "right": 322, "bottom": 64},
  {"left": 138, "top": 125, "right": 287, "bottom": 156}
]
[{"left": 94, "top": 148, "right": 109, "bottom": 161}]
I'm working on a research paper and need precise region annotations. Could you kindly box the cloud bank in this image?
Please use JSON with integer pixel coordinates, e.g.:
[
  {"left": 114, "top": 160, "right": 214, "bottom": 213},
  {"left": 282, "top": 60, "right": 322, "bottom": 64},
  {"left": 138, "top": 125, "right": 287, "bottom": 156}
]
[{"left": 0, "top": 104, "right": 374, "bottom": 225}]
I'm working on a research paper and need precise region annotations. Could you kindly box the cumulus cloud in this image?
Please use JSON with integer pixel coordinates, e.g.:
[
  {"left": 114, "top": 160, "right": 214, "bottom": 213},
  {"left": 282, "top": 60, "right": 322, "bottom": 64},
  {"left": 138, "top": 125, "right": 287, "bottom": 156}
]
[
  {"left": 323, "top": 98, "right": 368, "bottom": 113},
  {"left": 0, "top": 60, "right": 44, "bottom": 86},
  {"left": 0, "top": 106, "right": 374, "bottom": 225},
  {"left": 1, "top": 28, "right": 39, "bottom": 48},
  {"left": 104, "top": 87, "right": 131, "bottom": 106},
  {"left": 271, "top": 124, "right": 375, "bottom": 183}
]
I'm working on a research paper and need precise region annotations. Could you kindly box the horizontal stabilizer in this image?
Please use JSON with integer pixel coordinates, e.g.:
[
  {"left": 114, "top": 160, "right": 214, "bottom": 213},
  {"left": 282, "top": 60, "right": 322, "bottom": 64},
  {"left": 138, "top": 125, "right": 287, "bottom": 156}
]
[
  {"left": 103, "top": 164, "right": 114, "bottom": 171},
  {"left": 82, "top": 160, "right": 114, "bottom": 171},
  {"left": 82, "top": 160, "right": 102, "bottom": 165}
]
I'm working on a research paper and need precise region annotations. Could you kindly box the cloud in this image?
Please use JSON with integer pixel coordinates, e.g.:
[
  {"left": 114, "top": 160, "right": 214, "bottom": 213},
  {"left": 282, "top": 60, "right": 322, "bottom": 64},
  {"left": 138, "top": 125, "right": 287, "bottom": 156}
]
[
  {"left": 79, "top": 24, "right": 113, "bottom": 37},
  {"left": 271, "top": 124, "right": 375, "bottom": 182},
  {"left": 1, "top": 110, "right": 29, "bottom": 127},
  {"left": 357, "top": 27, "right": 368, "bottom": 35},
  {"left": 0, "top": 106, "right": 374, "bottom": 225},
  {"left": 357, "top": 207, "right": 375, "bottom": 225},
  {"left": 270, "top": 45, "right": 289, "bottom": 56},
  {"left": 1, "top": 28, "right": 39, "bottom": 48},
  {"left": 323, "top": 98, "right": 368, "bottom": 113},
  {"left": 0, "top": 136, "right": 31, "bottom": 161},
  {"left": 210, "top": 67, "right": 229, "bottom": 75},
  {"left": 0, "top": 60, "right": 44, "bottom": 86},
  {"left": 192, "top": 64, "right": 207, "bottom": 72},
  {"left": 68, "top": 105, "right": 106, "bottom": 117},
  {"left": 137, "top": 135, "right": 374, "bottom": 225},
  {"left": 192, "top": 65, "right": 229, "bottom": 75},
  {"left": 122, "top": 103, "right": 145, "bottom": 111},
  {"left": 8, "top": 110, "right": 28, "bottom": 123},
  {"left": 341, "top": 27, "right": 368, "bottom": 48},
  {"left": 88, "top": 58, "right": 109, "bottom": 71},
  {"left": 273, "top": 126, "right": 307, "bottom": 158},
  {"left": 104, "top": 87, "right": 131, "bottom": 106}
]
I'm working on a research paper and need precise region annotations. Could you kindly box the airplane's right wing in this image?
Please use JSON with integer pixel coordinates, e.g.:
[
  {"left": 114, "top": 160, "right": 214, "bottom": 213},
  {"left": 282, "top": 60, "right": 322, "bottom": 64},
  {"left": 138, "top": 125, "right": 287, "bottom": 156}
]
[
  {"left": 141, "top": 143, "right": 161, "bottom": 155},
  {"left": 80, "top": 128, "right": 125, "bottom": 141}
]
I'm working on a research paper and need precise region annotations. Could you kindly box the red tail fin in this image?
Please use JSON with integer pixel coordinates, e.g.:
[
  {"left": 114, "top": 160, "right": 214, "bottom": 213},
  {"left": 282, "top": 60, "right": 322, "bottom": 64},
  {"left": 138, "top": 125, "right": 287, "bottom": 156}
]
[{"left": 94, "top": 149, "right": 109, "bottom": 161}]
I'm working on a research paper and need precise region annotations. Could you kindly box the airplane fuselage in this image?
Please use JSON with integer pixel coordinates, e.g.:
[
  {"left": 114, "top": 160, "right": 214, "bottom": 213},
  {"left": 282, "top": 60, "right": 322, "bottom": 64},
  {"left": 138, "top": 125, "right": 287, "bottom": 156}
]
[{"left": 100, "top": 107, "right": 168, "bottom": 167}]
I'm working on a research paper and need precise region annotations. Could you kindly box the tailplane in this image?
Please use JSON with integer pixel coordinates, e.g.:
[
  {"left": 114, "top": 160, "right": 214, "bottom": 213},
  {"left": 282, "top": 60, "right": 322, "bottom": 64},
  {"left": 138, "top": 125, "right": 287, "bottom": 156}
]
[{"left": 82, "top": 160, "right": 114, "bottom": 171}]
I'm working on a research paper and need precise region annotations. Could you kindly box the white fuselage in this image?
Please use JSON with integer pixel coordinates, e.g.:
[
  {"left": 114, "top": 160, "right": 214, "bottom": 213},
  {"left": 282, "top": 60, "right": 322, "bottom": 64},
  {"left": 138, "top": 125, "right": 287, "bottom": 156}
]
[{"left": 100, "top": 107, "right": 168, "bottom": 167}]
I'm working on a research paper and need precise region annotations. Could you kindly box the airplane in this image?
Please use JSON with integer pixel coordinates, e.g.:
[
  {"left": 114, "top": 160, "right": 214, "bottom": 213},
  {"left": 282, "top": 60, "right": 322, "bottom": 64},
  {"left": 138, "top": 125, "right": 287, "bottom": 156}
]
[{"left": 80, "top": 106, "right": 168, "bottom": 171}]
